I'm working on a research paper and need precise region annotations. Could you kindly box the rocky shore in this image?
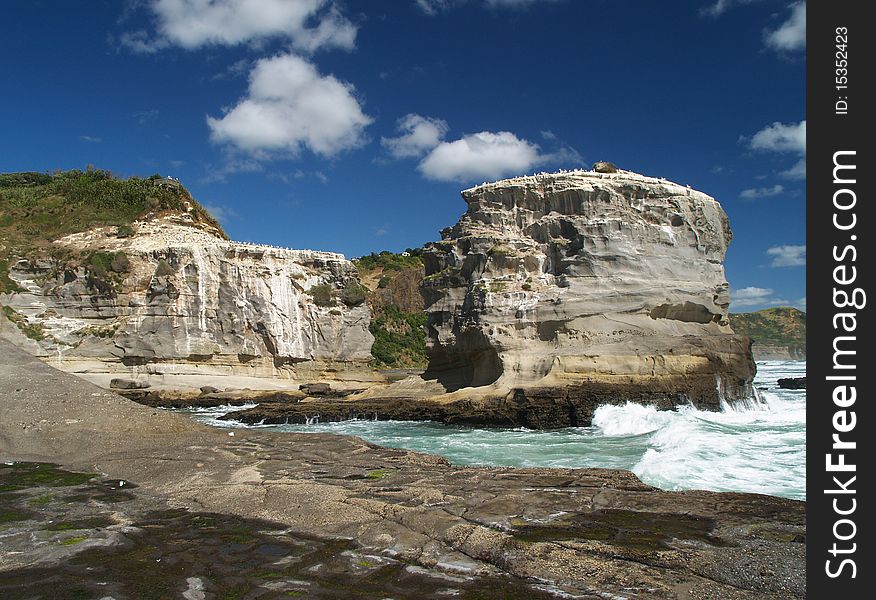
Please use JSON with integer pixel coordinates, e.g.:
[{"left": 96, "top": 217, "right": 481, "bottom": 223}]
[{"left": 0, "top": 338, "right": 805, "bottom": 598}]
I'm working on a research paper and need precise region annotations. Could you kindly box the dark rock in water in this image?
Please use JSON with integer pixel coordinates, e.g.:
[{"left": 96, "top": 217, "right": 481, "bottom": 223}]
[
  {"left": 109, "top": 378, "right": 150, "bottom": 390},
  {"left": 220, "top": 381, "right": 720, "bottom": 429},
  {"left": 199, "top": 385, "right": 221, "bottom": 395},
  {"left": 777, "top": 377, "right": 806, "bottom": 390},
  {"left": 593, "top": 160, "right": 619, "bottom": 173},
  {"left": 115, "top": 388, "right": 303, "bottom": 408},
  {"left": 299, "top": 382, "right": 332, "bottom": 395}
]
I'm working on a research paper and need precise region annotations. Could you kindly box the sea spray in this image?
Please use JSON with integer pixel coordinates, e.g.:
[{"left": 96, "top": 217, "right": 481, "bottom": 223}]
[{"left": 175, "top": 361, "right": 806, "bottom": 500}]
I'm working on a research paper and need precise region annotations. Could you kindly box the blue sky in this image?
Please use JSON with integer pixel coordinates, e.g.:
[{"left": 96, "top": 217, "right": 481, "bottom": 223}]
[{"left": 0, "top": 0, "right": 805, "bottom": 312}]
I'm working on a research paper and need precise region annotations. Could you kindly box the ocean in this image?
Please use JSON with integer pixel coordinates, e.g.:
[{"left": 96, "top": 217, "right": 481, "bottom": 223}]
[{"left": 177, "top": 360, "right": 806, "bottom": 500}]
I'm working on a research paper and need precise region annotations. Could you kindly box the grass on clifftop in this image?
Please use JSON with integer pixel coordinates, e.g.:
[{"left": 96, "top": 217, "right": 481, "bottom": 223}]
[
  {"left": 729, "top": 307, "right": 806, "bottom": 348},
  {"left": 0, "top": 168, "right": 227, "bottom": 293},
  {"left": 353, "top": 250, "right": 423, "bottom": 275}
]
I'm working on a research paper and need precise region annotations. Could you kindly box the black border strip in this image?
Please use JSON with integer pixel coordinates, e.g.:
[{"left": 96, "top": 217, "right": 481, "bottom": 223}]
[{"left": 807, "top": 1, "right": 873, "bottom": 595}]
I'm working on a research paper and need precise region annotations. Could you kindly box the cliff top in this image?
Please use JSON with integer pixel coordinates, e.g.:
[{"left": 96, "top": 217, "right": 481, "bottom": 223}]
[
  {"left": 0, "top": 169, "right": 227, "bottom": 292},
  {"left": 461, "top": 168, "right": 701, "bottom": 197},
  {"left": 729, "top": 307, "right": 807, "bottom": 347}
]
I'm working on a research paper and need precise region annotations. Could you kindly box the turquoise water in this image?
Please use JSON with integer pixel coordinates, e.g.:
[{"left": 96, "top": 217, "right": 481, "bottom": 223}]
[{"left": 179, "top": 361, "right": 806, "bottom": 500}]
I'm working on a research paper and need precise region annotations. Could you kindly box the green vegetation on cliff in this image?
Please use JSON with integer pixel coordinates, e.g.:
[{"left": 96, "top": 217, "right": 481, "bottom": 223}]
[
  {"left": 369, "top": 304, "right": 427, "bottom": 368},
  {"left": 730, "top": 307, "right": 806, "bottom": 349},
  {"left": 356, "top": 251, "right": 427, "bottom": 368},
  {"left": 0, "top": 168, "right": 226, "bottom": 293},
  {"left": 353, "top": 250, "right": 423, "bottom": 274}
]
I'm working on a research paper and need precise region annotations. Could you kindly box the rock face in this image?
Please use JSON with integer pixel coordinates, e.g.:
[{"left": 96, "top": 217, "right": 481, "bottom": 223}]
[
  {"left": 1, "top": 216, "right": 373, "bottom": 381},
  {"left": 421, "top": 169, "right": 755, "bottom": 410}
]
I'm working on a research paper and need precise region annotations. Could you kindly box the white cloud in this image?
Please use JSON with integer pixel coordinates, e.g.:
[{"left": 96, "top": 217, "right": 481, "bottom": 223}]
[
  {"left": 416, "top": 0, "right": 559, "bottom": 14},
  {"left": 201, "top": 156, "right": 265, "bottom": 183},
  {"left": 418, "top": 131, "right": 544, "bottom": 182},
  {"left": 485, "top": 0, "right": 557, "bottom": 7},
  {"left": 739, "top": 184, "right": 784, "bottom": 199},
  {"left": 767, "top": 244, "right": 805, "bottom": 267},
  {"left": 202, "top": 203, "right": 239, "bottom": 223},
  {"left": 765, "top": 2, "right": 805, "bottom": 52},
  {"left": 780, "top": 158, "right": 805, "bottom": 179},
  {"left": 748, "top": 120, "right": 805, "bottom": 154},
  {"left": 700, "top": 0, "right": 762, "bottom": 17},
  {"left": 124, "top": 0, "right": 356, "bottom": 53},
  {"left": 80, "top": 135, "right": 102, "bottom": 143},
  {"left": 730, "top": 286, "right": 789, "bottom": 308},
  {"left": 415, "top": 0, "right": 463, "bottom": 14},
  {"left": 381, "top": 114, "right": 449, "bottom": 159},
  {"left": 207, "top": 53, "right": 372, "bottom": 158},
  {"left": 133, "top": 109, "right": 160, "bottom": 125}
]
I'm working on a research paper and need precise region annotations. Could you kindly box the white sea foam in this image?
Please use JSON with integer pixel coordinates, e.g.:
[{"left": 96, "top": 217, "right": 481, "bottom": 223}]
[{"left": 177, "top": 361, "right": 806, "bottom": 499}]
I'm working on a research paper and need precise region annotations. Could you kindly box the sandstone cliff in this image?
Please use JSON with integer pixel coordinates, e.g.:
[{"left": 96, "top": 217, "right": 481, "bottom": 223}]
[
  {"left": 0, "top": 174, "right": 373, "bottom": 386},
  {"left": 420, "top": 169, "right": 755, "bottom": 412}
]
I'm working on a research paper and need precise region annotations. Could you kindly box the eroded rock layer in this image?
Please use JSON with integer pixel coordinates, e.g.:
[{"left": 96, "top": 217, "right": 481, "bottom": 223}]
[
  {"left": 2, "top": 216, "right": 373, "bottom": 381},
  {"left": 421, "top": 169, "right": 755, "bottom": 409}
]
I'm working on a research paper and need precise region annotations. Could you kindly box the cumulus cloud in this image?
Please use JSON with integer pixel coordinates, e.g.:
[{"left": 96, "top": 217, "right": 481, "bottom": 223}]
[
  {"left": 748, "top": 120, "right": 806, "bottom": 154},
  {"left": 415, "top": 0, "right": 463, "bottom": 14},
  {"left": 730, "top": 286, "right": 789, "bottom": 308},
  {"left": 123, "top": 0, "right": 357, "bottom": 53},
  {"left": 202, "top": 203, "right": 239, "bottom": 223},
  {"left": 780, "top": 158, "right": 805, "bottom": 180},
  {"left": 767, "top": 244, "right": 805, "bottom": 267},
  {"left": 418, "top": 131, "right": 544, "bottom": 182},
  {"left": 207, "top": 53, "right": 372, "bottom": 157},
  {"left": 699, "top": 0, "right": 763, "bottom": 17},
  {"left": 381, "top": 114, "right": 449, "bottom": 159},
  {"left": 416, "top": 0, "right": 560, "bottom": 14},
  {"left": 382, "top": 113, "right": 582, "bottom": 182},
  {"left": 765, "top": 2, "right": 805, "bottom": 52},
  {"left": 739, "top": 184, "right": 784, "bottom": 199},
  {"left": 484, "top": 0, "right": 559, "bottom": 7}
]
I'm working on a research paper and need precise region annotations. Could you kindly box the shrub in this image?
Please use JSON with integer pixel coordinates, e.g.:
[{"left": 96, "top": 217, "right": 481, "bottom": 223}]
[
  {"left": 488, "top": 245, "right": 515, "bottom": 257},
  {"left": 377, "top": 275, "right": 391, "bottom": 289},
  {"left": 116, "top": 224, "right": 134, "bottom": 238},
  {"left": 369, "top": 304, "right": 427, "bottom": 367},
  {"left": 309, "top": 284, "right": 334, "bottom": 307},
  {"left": 340, "top": 282, "right": 366, "bottom": 306},
  {"left": 353, "top": 251, "right": 423, "bottom": 274},
  {"left": 2, "top": 305, "right": 45, "bottom": 341},
  {"left": 154, "top": 259, "right": 174, "bottom": 277}
]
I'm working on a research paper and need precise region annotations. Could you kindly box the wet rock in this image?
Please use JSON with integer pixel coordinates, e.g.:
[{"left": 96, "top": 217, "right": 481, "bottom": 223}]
[
  {"left": 299, "top": 382, "right": 332, "bottom": 395},
  {"left": 777, "top": 377, "right": 806, "bottom": 390}
]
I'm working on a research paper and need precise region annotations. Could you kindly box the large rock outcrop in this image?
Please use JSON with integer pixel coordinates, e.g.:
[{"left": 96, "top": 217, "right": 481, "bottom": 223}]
[
  {"left": 421, "top": 169, "right": 755, "bottom": 412},
  {"left": 1, "top": 215, "right": 373, "bottom": 383}
]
